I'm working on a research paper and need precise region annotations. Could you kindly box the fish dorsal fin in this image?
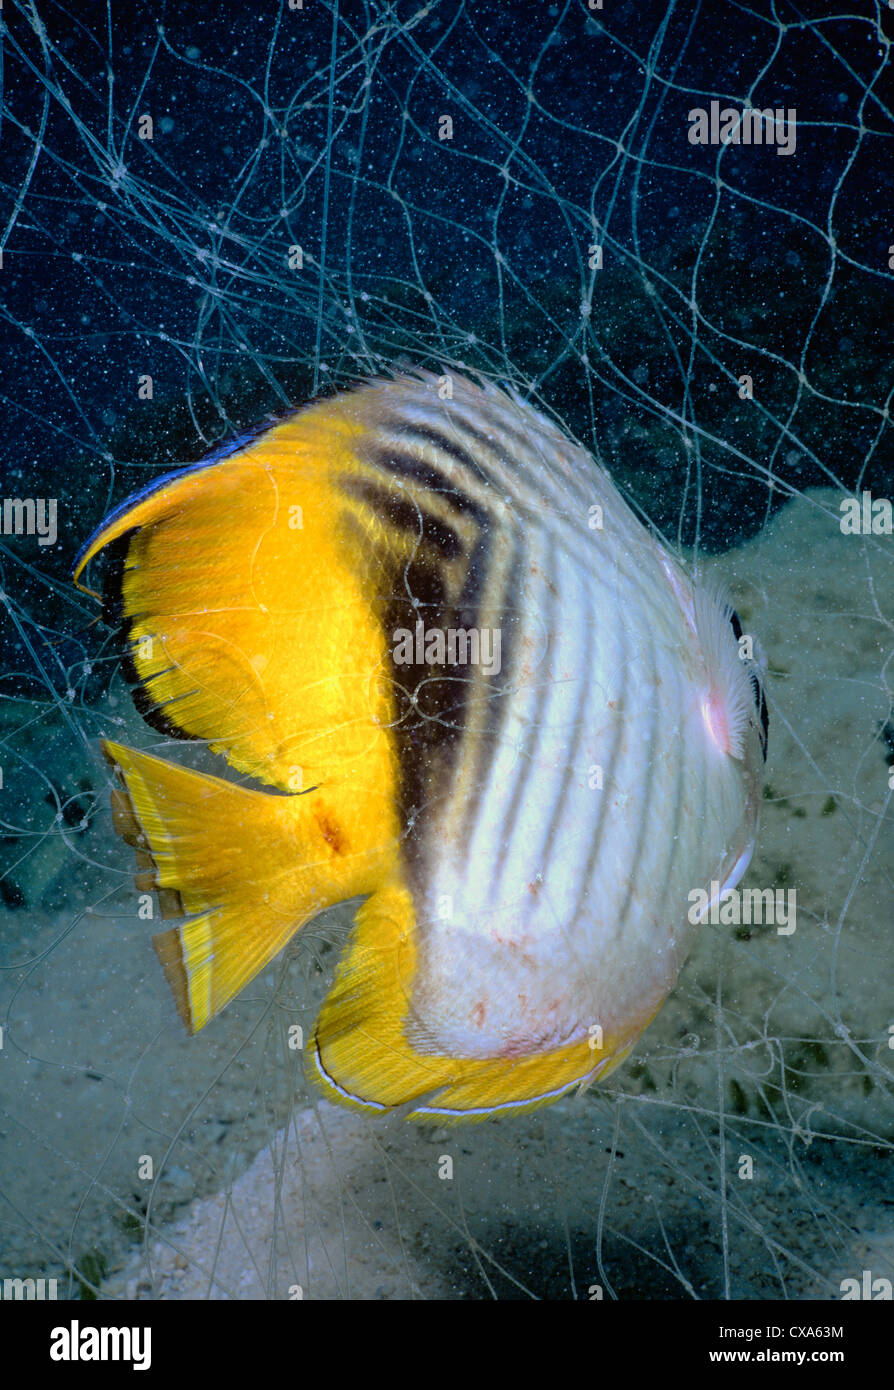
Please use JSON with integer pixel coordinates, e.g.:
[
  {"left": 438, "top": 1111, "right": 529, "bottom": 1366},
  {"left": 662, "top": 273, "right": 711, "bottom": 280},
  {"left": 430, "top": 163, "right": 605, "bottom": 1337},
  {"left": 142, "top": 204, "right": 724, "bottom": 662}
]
[{"left": 73, "top": 402, "right": 403, "bottom": 793}]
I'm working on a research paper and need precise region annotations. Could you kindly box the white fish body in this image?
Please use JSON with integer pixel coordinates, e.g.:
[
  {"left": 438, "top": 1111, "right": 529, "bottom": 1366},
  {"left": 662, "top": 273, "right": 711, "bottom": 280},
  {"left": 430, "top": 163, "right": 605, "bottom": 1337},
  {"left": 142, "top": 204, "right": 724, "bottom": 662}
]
[{"left": 361, "top": 377, "right": 766, "bottom": 1100}]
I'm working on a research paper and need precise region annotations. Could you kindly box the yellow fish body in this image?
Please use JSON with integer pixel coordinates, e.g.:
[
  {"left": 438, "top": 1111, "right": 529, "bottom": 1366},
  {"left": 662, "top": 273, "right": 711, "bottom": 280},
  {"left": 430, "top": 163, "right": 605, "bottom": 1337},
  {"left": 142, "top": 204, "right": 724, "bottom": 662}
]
[{"left": 74, "top": 372, "right": 767, "bottom": 1120}]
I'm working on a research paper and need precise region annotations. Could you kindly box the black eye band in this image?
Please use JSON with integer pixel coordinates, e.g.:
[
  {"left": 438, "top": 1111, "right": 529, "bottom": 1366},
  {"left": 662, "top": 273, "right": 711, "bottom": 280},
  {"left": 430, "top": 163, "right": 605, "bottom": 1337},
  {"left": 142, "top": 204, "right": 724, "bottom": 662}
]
[
  {"left": 728, "top": 606, "right": 768, "bottom": 760},
  {"left": 748, "top": 668, "right": 769, "bottom": 761}
]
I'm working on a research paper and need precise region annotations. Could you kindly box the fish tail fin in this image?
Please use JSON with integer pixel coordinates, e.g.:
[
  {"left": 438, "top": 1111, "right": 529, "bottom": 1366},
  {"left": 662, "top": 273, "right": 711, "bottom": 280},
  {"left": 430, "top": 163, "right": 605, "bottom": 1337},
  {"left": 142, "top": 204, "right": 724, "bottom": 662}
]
[{"left": 103, "top": 739, "right": 385, "bottom": 1032}]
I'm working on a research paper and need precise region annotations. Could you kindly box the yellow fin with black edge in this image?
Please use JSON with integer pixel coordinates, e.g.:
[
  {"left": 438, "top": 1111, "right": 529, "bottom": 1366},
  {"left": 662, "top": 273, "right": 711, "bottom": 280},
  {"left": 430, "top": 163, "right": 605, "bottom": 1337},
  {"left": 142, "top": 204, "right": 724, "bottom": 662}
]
[{"left": 75, "top": 403, "right": 400, "bottom": 796}]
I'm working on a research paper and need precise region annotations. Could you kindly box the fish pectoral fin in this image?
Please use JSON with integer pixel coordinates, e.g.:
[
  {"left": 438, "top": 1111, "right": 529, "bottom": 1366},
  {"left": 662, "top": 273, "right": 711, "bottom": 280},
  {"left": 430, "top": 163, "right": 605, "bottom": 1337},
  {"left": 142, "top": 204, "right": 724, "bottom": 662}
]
[{"left": 103, "top": 739, "right": 389, "bottom": 1032}]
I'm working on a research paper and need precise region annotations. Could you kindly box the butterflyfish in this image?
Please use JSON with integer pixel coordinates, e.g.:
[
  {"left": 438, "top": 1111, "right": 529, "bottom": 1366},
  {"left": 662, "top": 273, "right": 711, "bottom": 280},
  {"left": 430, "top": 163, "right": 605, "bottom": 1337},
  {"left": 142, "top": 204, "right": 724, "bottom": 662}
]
[{"left": 73, "top": 371, "right": 768, "bottom": 1120}]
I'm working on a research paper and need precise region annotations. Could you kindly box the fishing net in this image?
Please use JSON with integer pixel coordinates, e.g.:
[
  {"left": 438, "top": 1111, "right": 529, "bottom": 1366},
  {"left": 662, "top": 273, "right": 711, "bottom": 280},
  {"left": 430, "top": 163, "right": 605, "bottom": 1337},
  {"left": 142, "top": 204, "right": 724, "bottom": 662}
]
[{"left": 1, "top": 0, "right": 892, "bottom": 1299}]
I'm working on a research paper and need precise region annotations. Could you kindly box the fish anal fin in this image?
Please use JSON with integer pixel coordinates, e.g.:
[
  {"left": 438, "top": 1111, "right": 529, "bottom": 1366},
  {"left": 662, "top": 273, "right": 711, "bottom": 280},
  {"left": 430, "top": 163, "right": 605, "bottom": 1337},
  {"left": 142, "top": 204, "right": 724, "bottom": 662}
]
[{"left": 312, "top": 879, "right": 628, "bottom": 1120}]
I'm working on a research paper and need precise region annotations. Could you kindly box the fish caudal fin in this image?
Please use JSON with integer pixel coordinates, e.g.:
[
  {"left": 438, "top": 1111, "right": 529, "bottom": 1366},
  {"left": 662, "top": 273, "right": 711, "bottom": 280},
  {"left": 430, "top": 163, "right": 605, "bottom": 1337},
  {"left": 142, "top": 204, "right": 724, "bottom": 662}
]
[{"left": 103, "top": 739, "right": 390, "bottom": 1032}]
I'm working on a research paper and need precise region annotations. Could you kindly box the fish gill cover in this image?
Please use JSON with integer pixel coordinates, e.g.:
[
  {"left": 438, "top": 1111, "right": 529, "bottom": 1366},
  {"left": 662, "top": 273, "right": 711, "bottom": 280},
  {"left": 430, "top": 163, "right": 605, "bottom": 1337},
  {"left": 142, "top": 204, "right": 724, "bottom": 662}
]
[{"left": 0, "top": 0, "right": 893, "bottom": 1305}]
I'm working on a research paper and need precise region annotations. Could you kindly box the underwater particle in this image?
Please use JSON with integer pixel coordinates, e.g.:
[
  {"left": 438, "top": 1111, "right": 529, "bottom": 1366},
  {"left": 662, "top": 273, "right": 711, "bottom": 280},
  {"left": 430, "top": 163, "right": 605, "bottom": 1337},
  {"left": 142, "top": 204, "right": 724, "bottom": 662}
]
[{"left": 74, "top": 371, "right": 768, "bottom": 1121}]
